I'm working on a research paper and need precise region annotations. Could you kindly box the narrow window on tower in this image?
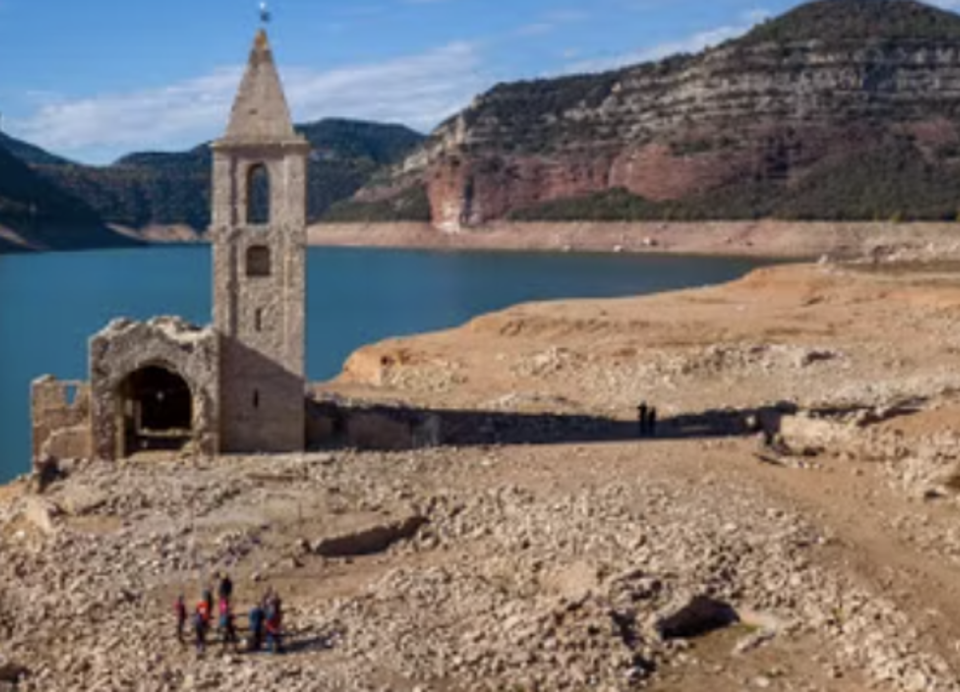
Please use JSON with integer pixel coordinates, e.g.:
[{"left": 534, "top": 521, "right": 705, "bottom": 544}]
[
  {"left": 253, "top": 390, "right": 260, "bottom": 410},
  {"left": 246, "top": 163, "right": 271, "bottom": 225},
  {"left": 255, "top": 308, "right": 264, "bottom": 332},
  {"left": 246, "top": 245, "right": 271, "bottom": 277}
]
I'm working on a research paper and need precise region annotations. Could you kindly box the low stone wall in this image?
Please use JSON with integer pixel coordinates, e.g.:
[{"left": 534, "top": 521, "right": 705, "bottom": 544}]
[
  {"left": 306, "top": 394, "right": 634, "bottom": 450},
  {"left": 31, "top": 377, "right": 92, "bottom": 465}
]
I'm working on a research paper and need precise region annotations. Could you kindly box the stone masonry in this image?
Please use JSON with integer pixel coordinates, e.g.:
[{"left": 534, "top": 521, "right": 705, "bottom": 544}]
[
  {"left": 30, "top": 29, "right": 310, "bottom": 464},
  {"left": 211, "top": 29, "right": 310, "bottom": 454},
  {"left": 31, "top": 377, "right": 92, "bottom": 461},
  {"left": 89, "top": 317, "right": 220, "bottom": 460}
]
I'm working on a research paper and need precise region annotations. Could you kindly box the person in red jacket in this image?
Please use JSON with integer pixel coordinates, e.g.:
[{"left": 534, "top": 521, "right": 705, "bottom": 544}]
[
  {"left": 265, "top": 595, "right": 283, "bottom": 654},
  {"left": 197, "top": 597, "right": 211, "bottom": 627}
]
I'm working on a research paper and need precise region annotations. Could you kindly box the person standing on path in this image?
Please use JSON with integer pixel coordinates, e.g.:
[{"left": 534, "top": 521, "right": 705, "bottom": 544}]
[
  {"left": 197, "top": 596, "right": 211, "bottom": 628},
  {"left": 174, "top": 594, "right": 187, "bottom": 646},
  {"left": 202, "top": 586, "right": 213, "bottom": 623},
  {"left": 249, "top": 603, "right": 266, "bottom": 652},
  {"left": 637, "top": 401, "right": 648, "bottom": 437},
  {"left": 219, "top": 602, "right": 239, "bottom": 652},
  {"left": 265, "top": 598, "right": 283, "bottom": 654},
  {"left": 193, "top": 607, "right": 207, "bottom": 656},
  {"left": 647, "top": 407, "right": 658, "bottom": 437},
  {"left": 217, "top": 572, "right": 233, "bottom": 606},
  {"left": 217, "top": 596, "right": 230, "bottom": 641}
]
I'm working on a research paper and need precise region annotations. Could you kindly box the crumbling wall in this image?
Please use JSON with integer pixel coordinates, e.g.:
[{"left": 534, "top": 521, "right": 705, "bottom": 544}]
[
  {"left": 306, "top": 398, "right": 418, "bottom": 451},
  {"left": 31, "top": 377, "right": 92, "bottom": 465},
  {"left": 89, "top": 317, "right": 220, "bottom": 460}
]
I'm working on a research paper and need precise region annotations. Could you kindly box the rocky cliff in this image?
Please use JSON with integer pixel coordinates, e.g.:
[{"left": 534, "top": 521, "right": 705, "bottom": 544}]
[{"left": 348, "top": 0, "right": 960, "bottom": 230}]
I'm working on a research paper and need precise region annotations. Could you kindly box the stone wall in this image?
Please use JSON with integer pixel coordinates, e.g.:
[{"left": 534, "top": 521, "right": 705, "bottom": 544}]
[
  {"left": 209, "top": 31, "right": 310, "bottom": 454},
  {"left": 210, "top": 149, "right": 308, "bottom": 454},
  {"left": 31, "top": 377, "right": 92, "bottom": 464},
  {"left": 89, "top": 317, "right": 220, "bottom": 461}
]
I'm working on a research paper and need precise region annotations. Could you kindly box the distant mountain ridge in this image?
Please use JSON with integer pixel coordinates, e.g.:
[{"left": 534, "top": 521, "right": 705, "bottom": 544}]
[
  {"left": 338, "top": 0, "right": 960, "bottom": 228},
  {"left": 0, "top": 119, "right": 425, "bottom": 251},
  {"left": 11, "top": 0, "right": 960, "bottom": 246},
  {"left": 0, "top": 142, "right": 138, "bottom": 252}
]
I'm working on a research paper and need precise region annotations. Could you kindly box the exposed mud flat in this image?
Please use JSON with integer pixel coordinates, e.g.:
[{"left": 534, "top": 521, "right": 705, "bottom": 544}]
[{"left": 309, "top": 220, "right": 960, "bottom": 260}]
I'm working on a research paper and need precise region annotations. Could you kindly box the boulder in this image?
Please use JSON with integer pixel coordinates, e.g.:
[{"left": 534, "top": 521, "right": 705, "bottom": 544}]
[
  {"left": 315, "top": 513, "right": 428, "bottom": 557},
  {"left": 0, "top": 658, "right": 28, "bottom": 683},
  {"left": 58, "top": 484, "right": 108, "bottom": 515},
  {"left": 21, "top": 496, "right": 61, "bottom": 534},
  {"left": 656, "top": 596, "right": 739, "bottom": 640}
]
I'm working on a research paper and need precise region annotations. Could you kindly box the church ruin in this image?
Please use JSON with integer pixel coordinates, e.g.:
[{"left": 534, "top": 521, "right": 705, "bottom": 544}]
[{"left": 32, "top": 30, "right": 310, "bottom": 461}]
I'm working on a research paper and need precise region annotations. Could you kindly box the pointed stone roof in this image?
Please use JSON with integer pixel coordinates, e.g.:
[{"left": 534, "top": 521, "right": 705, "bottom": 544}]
[{"left": 217, "top": 30, "right": 306, "bottom": 146}]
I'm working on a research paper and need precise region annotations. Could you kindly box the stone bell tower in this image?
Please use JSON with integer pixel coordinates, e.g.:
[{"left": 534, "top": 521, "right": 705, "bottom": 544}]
[{"left": 211, "top": 29, "right": 310, "bottom": 453}]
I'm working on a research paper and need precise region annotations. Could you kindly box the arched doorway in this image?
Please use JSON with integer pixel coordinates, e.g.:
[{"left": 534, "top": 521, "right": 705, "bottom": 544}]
[{"left": 116, "top": 365, "right": 194, "bottom": 457}]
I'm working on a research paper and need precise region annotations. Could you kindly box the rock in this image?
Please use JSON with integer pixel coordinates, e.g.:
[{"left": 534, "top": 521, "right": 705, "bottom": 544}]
[
  {"left": 656, "top": 596, "right": 739, "bottom": 640},
  {"left": 315, "top": 514, "right": 429, "bottom": 558},
  {"left": 21, "top": 496, "right": 61, "bottom": 534},
  {"left": 58, "top": 485, "right": 108, "bottom": 515},
  {"left": 0, "top": 658, "right": 28, "bottom": 683}
]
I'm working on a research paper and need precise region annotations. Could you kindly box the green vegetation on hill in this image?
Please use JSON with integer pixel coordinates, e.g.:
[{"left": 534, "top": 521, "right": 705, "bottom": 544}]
[
  {"left": 741, "top": 0, "right": 960, "bottom": 46},
  {"left": 322, "top": 185, "right": 432, "bottom": 223},
  {"left": 35, "top": 162, "right": 211, "bottom": 229},
  {"left": 1, "top": 119, "right": 426, "bottom": 237},
  {"left": 0, "top": 132, "right": 72, "bottom": 166},
  {"left": 511, "top": 134, "right": 960, "bottom": 223},
  {"left": 0, "top": 146, "right": 138, "bottom": 251},
  {"left": 297, "top": 119, "right": 426, "bottom": 165}
]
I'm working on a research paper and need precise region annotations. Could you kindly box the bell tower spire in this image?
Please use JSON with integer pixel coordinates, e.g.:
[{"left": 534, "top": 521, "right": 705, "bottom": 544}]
[{"left": 210, "top": 29, "right": 310, "bottom": 454}]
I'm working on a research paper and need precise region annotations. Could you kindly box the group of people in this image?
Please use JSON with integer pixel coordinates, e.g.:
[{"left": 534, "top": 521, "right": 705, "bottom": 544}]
[
  {"left": 174, "top": 572, "right": 285, "bottom": 656},
  {"left": 637, "top": 401, "right": 658, "bottom": 437}
]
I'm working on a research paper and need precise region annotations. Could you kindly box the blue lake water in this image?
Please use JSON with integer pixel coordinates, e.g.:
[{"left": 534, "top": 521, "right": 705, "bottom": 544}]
[{"left": 0, "top": 245, "right": 771, "bottom": 482}]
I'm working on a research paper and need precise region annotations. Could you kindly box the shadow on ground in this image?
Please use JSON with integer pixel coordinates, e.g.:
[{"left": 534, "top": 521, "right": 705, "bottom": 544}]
[{"left": 307, "top": 395, "right": 802, "bottom": 451}]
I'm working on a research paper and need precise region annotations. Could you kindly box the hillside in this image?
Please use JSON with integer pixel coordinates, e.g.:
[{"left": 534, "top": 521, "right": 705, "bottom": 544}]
[
  {"left": 337, "top": 0, "right": 960, "bottom": 229},
  {"left": 0, "top": 132, "right": 71, "bottom": 167},
  {"left": 0, "top": 119, "right": 425, "bottom": 243},
  {"left": 0, "top": 144, "right": 138, "bottom": 252}
]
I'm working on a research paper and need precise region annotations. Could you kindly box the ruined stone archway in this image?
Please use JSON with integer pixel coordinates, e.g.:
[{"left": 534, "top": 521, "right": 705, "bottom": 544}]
[
  {"left": 115, "top": 364, "right": 194, "bottom": 457},
  {"left": 89, "top": 318, "right": 220, "bottom": 461}
]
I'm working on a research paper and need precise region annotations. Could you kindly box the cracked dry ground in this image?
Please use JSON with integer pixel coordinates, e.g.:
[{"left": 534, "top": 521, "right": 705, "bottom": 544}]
[{"left": 4, "top": 261, "right": 960, "bottom": 691}]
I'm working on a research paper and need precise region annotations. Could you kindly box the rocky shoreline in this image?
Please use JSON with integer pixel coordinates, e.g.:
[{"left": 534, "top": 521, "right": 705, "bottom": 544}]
[
  {"left": 308, "top": 221, "right": 960, "bottom": 261},
  {"left": 4, "top": 259, "right": 960, "bottom": 691}
]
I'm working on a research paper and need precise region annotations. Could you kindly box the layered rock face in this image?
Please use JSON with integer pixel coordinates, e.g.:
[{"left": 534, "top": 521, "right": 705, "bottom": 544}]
[{"left": 370, "top": 0, "right": 960, "bottom": 230}]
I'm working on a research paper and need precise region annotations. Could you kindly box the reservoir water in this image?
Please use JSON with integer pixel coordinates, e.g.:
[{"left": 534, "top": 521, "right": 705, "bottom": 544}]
[{"left": 0, "top": 245, "right": 770, "bottom": 483}]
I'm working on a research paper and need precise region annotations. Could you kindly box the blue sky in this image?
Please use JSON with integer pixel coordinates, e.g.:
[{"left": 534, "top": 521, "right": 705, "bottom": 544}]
[{"left": 1, "top": 0, "right": 958, "bottom": 164}]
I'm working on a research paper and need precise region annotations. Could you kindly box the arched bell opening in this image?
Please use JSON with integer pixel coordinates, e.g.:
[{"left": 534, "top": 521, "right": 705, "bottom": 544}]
[
  {"left": 246, "top": 163, "right": 271, "bottom": 225},
  {"left": 115, "top": 365, "right": 194, "bottom": 457}
]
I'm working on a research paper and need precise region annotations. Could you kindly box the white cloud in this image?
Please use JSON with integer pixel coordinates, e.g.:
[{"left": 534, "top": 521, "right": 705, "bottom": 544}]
[
  {"left": 10, "top": 42, "right": 486, "bottom": 163},
  {"left": 566, "top": 8, "right": 770, "bottom": 74}
]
